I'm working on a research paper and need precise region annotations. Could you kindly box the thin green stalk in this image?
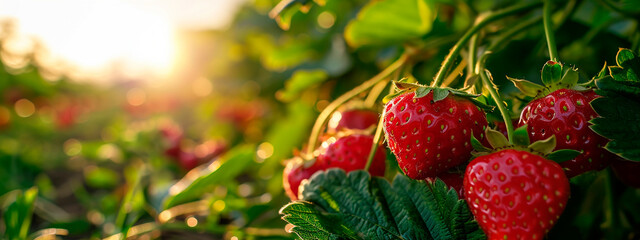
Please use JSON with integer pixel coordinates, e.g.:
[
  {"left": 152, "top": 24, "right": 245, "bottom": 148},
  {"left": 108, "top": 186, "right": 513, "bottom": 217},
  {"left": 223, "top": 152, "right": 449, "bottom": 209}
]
[
  {"left": 306, "top": 54, "right": 409, "bottom": 156},
  {"left": 432, "top": 0, "right": 543, "bottom": 87},
  {"left": 364, "top": 61, "right": 411, "bottom": 108},
  {"left": 467, "top": 34, "right": 480, "bottom": 77},
  {"left": 365, "top": 116, "right": 385, "bottom": 172},
  {"left": 543, "top": 0, "right": 559, "bottom": 61},
  {"left": 364, "top": 80, "right": 390, "bottom": 108},
  {"left": 479, "top": 67, "right": 514, "bottom": 144}
]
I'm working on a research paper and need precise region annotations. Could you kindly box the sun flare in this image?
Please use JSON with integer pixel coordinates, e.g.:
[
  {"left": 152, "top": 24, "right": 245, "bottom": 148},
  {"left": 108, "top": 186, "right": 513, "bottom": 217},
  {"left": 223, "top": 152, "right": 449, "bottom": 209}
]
[{"left": 1, "top": 0, "right": 177, "bottom": 84}]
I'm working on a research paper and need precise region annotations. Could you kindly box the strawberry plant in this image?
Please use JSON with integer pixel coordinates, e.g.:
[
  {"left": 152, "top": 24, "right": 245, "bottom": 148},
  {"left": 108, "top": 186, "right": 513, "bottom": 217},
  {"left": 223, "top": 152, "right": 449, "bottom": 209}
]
[{"left": 1, "top": 0, "right": 639, "bottom": 239}]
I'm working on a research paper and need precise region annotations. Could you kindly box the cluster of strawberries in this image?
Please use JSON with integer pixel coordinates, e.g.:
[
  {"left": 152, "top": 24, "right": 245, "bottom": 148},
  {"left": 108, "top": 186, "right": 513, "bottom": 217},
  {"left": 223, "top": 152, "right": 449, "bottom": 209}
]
[{"left": 283, "top": 60, "right": 639, "bottom": 239}]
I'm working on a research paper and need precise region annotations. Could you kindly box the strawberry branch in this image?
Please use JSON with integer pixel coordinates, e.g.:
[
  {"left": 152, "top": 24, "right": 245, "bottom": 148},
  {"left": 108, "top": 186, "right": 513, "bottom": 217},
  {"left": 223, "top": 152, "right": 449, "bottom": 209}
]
[
  {"left": 431, "top": 0, "right": 543, "bottom": 87},
  {"left": 479, "top": 69, "right": 514, "bottom": 144},
  {"left": 543, "top": 0, "right": 559, "bottom": 61},
  {"left": 305, "top": 54, "right": 409, "bottom": 156},
  {"left": 365, "top": 116, "right": 385, "bottom": 172}
]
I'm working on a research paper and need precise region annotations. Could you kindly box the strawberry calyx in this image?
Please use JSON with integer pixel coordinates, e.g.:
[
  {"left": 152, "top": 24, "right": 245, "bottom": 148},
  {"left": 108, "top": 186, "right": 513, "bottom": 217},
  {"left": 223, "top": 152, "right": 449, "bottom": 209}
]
[
  {"left": 471, "top": 125, "right": 581, "bottom": 163},
  {"left": 383, "top": 80, "right": 495, "bottom": 112},
  {"left": 507, "top": 60, "right": 589, "bottom": 99}
]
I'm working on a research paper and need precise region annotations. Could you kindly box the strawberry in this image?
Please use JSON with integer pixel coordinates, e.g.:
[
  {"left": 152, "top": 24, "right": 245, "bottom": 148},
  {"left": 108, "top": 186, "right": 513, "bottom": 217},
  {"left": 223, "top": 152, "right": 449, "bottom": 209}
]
[
  {"left": 327, "top": 108, "right": 379, "bottom": 133},
  {"left": 177, "top": 151, "right": 200, "bottom": 170},
  {"left": 383, "top": 87, "right": 489, "bottom": 179},
  {"left": 283, "top": 134, "right": 386, "bottom": 200},
  {"left": 160, "top": 124, "right": 183, "bottom": 158},
  {"left": 611, "top": 159, "right": 640, "bottom": 189},
  {"left": 519, "top": 89, "right": 613, "bottom": 177},
  {"left": 464, "top": 148, "right": 570, "bottom": 240},
  {"left": 283, "top": 157, "right": 326, "bottom": 200},
  {"left": 511, "top": 61, "right": 614, "bottom": 178}
]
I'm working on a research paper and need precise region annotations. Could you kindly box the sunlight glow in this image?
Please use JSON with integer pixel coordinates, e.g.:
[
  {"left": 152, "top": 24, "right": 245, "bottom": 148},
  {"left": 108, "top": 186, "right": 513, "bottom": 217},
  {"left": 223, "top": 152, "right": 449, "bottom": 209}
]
[
  {"left": 0, "top": 0, "right": 247, "bottom": 85},
  {"left": 4, "top": 0, "right": 177, "bottom": 83}
]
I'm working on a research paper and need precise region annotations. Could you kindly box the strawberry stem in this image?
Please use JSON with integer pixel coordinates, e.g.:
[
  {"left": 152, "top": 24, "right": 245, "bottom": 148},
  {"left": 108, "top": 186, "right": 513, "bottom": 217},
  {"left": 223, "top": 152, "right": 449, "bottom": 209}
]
[
  {"left": 306, "top": 54, "right": 409, "bottom": 156},
  {"left": 365, "top": 116, "right": 385, "bottom": 172},
  {"left": 479, "top": 69, "right": 514, "bottom": 144},
  {"left": 543, "top": 0, "right": 559, "bottom": 61},
  {"left": 467, "top": 34, "right": 480, "bottom": 77},
  {"left": 431, "top": 1, "right": 542, "bottom": 88}
]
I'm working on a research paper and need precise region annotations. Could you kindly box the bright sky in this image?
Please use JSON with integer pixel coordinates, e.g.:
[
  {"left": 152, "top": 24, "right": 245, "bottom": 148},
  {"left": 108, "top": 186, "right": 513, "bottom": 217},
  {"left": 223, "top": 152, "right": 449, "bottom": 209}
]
[{"left": 0, "top": 0, "right": 247, "bottom": 84}]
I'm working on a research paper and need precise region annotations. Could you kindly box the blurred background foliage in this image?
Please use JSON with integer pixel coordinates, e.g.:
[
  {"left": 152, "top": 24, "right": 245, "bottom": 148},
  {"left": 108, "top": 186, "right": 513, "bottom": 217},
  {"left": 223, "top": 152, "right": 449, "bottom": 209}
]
[{"left": 0, "top": 0, "right": 639, "bottom": 239}]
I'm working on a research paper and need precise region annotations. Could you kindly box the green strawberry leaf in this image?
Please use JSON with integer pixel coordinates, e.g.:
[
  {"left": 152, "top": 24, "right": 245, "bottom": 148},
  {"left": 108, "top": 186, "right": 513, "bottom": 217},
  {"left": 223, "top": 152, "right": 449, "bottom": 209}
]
[
  {"left": 396, "top": 81, "right": 425, "bottom": 91},
  {"left": 512, "top": 125, "right": 530, "bottom": 146},
  {"left": 590, "top": 96, "right": 640, "bottom": 161},
  {"left": 414, "top": 86, "right": 433, "bottom": 98},
  {"left": 280, "top": 202, "right": 355, "bottom": 239},
  {"left": 506, "top": 76, "right": 544, "bottom": 98},
  {"left": 541, "top": 61, "right": 563, "bottom": 86},
  {"left": 546, "top": 149, "right": 582, "bottom": 164},
  {"left": 3, "top": 187, "right": 38, "bottom": 240},
  {"left": 344, "top": 0, "right": 435, "bottom": 48},
  {"left": 485, "top": 128, "right": 510, "bottom": 149},
  {"left": 163, "top": 145, "right": 255, "bottom": 208},
  {"left": 470, "top": 134, "right": 491, "bottom": 153},
  {"left": 594, "top": 76, "right": 640, "bottom": 98},
  {"left": 615, "top": 48, "right": 640, "bottom": 80},
  {"left": 432, "top": 88, "right": 450, "bottom": 102},
  {"left": 528, "top": 135, "right": 557, "bottom": 155},
  {"left": 280, "top": 169, "right": 486, "bottom": 240},
  {"left": 277, "top": 69, "right": 329, "bottom": 102},
  {"left": 560, "top": 65, "right": 580, "bottom": 87},
  {"left": 590, "top": 48, "right": 640, "bottom": 161}
]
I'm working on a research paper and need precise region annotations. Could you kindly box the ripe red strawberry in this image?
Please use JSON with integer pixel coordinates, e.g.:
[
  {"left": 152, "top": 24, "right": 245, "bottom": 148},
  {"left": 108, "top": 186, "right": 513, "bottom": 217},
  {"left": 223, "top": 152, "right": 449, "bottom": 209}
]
[
  {"left": 327, "top": 108, "right": 379, "bottom": 133},
  {"left": 283, "top": 134, "right": 386, "bottom": 200},
  {"left": 511, "top": 61, "right": 614, "bottom": 178},
  {"left": 611, "top": 159, "right": 640, "bottom": 189},
  {"left": 519, "top": 89, "right": 614, "bottom": 178},
  {"left": 464, "top": 148, "right": 570, "bottom": 240},
  {"left": 383, "top": 89, "right": 488, "bottom": 179},
  {"left": 283, "top": 157, "right": 326, "bottom": 200},
  {"left": 160, "top": 125, "right": 183, "bottom": 158},
  {"left": 178, "top": 151, "right": 200, "bottom": 170}
]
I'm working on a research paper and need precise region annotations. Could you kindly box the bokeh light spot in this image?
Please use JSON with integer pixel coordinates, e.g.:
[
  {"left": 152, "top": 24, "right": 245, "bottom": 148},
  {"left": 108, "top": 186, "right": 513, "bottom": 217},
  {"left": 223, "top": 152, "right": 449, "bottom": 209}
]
[
  {"left": 126, "top": 88, "right": 146, "bottom": 106},
  {"left": 256, "top": 142, "right": 274, "bottom": 160},
  {"left": 238, "top": 183, "right": 253, "bottom": 197},
  {"left": 14, "top": 98, "right": 35, "bottom": 117},
  {"left": 63, "top": 139, "right": 82, "bottom": 156},
  {"left": 213, "top": 200, "right": 226, "bottom": 212},
  {"left": 186, "top": 216, "right": 198, "bottom": 227},
  {"left": 317, "top": 11, "right": 336, "bottom": 29}
]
